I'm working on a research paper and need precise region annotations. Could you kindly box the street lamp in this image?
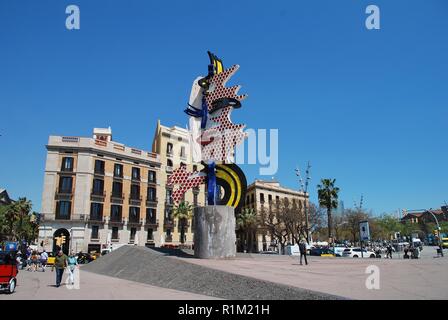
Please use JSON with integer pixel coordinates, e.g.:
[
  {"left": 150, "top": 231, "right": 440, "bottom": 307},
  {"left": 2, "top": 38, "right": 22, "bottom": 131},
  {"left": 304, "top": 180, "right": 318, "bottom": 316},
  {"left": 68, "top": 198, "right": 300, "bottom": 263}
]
[
  {"left": 427, "top": 209, "right": 444, "bottom": 257},
  {"left": 295, "top": 162, "right": 311, "bottom": 243}
]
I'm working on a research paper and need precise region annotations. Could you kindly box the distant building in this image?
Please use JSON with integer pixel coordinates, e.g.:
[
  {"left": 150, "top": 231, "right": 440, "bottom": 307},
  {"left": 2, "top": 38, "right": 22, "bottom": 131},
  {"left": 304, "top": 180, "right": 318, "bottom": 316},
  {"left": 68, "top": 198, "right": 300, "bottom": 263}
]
[
  {"left": 39, "top": 128, "right": 161, "bottom": 254},
  {"left": 0, "top": 188, "right": 13, "bottom": 206},
  {"left": 401, "top": 209, "right": 448, "bottom": 224},
  {"left": 242, "top": 179, "right": 308, "bottom": 252},
  {"left": 151, "top": 120, "right": 206, "bottom": 246}
]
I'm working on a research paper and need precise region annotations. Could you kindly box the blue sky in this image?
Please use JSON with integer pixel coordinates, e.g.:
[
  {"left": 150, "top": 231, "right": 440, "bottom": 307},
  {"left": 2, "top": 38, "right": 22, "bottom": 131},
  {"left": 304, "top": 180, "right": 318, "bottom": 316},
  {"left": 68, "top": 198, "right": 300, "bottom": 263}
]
[{"left": 0, "top": 0, "right": 447, "bottom": 215}]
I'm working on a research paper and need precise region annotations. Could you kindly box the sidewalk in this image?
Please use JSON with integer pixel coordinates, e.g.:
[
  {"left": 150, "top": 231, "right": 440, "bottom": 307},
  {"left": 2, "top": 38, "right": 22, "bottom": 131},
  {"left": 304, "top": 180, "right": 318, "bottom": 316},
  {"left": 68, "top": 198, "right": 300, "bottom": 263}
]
[{"left": 0, "top": 266, "right": 218, "bottom": 300}]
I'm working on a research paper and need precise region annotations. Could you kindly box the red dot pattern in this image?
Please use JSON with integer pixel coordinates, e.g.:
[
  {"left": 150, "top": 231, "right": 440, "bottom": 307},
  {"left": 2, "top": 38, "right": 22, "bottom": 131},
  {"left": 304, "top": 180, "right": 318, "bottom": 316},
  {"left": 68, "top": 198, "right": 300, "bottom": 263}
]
[
  {"left": 205, "top": 65, "right": 247, "bottom": 112},
  {"left": 167, "top": 164, "right": 205, "bottom": 204}
]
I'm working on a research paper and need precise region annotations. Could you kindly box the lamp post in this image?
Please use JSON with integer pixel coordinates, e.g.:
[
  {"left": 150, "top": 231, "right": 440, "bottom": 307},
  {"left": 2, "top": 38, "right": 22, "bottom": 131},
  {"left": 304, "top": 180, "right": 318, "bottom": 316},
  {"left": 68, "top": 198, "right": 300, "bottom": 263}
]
[
  {"left": 295, "top": 162, "right": 311, "bottom": 243},
  {"left": 427, "top": 209, "right": 443, "bottom": 257}
]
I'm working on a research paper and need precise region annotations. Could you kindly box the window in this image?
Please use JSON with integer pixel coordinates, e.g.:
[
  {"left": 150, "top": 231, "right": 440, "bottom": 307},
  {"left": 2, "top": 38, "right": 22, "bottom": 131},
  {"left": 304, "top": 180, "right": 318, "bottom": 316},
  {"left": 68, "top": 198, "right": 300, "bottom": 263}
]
[
  {"left": 180, "top": 146, "right": 186, "bottom": 158},
  {"left": 114, "top": 164, "right": 123, "bottom": 178},
  {"left": 193, "top": 165, "right": 198, "bottom": 172},
  {"left": 112, "top": 227, "right": 119, "bottom": 240},
  {"left": 91, "top": 226, "right": 99, "bottom": 239},
  {"left": 61, "top": 157, "right": 74, "bottom": 172},
  {"left": 148, "top": 170, "right": 156, "bottom": 183},
  {"left": 94, "top": 160, "right": 105, "bottom": 175},
  {"left": 56, "top": 201, "right": 71, "bottom": 219},
  {"left": 92, "top": 179, "right": 104, "bottom": 195},
  {"left": 130, "top": 184, "right": 140, "bottom": 199},
  {"left": 166, "top": 229, "right": 171, "bottom": 237},
  {"left": 167, "top": 159, "right": 173, "bottom": 167},
  {"left": 90, "top": 203, "right": 103, "bottom": 220},
  {"left": 268, "top": 194, "right": 272, "bottom": 203},
  {"left": 110, "top": 205, "right": 122, "bottom": 221},
  {"left": 260, "top": 193, "right": 265, "bottom": 203},
  {"left": 166, "top": 189, "right": 173, "bottom": 204},
  {"left": 167, "top": 143, "right": 173, "bottom": 155},
  {"left": 131, "top": 167, "right": 140, "bottom": 181},
  {"left": 251, "top": 194, "right": 255, "bottom": 204},
  {"left": 129, "top": 207, "right": 140, "bottom": 223},
  {"left": 146, "top": 208, "right": 156, "bottom": 223},
  {"left": 147, "top": 229, "right": 154, "bottom": 241},
  {"left": 130, "top": 228, "right": 136, "bottom": 241},
  {"left": 112, "top": 181, "right": 122, "bottom": 197},
  {"left": 276, "top": 196, "right": 280, "bottom": 202},
  {"left": 147, "top": 187, "right": 156, "bottom": 201},
  {"left": 58, "top": 177, "right": 73, "bottom": 193}
]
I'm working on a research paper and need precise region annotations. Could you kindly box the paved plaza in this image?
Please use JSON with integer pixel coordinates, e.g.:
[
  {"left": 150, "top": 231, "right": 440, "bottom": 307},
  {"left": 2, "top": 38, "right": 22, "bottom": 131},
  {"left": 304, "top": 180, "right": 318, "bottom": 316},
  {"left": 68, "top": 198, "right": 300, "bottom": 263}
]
[{"left": 1, "top": 246, "right": 446, "bottom": 300}]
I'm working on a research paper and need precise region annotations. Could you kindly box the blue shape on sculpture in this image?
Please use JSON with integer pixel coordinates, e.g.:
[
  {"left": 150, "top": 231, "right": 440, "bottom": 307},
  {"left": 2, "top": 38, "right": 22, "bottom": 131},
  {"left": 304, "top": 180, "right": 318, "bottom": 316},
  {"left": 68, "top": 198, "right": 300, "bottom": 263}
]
[
  {"left": 184, "top": 96, "right": 209, "bottom": 130},
  {"left": 207, "top": 161, "right": 217, "bottom": 205}
]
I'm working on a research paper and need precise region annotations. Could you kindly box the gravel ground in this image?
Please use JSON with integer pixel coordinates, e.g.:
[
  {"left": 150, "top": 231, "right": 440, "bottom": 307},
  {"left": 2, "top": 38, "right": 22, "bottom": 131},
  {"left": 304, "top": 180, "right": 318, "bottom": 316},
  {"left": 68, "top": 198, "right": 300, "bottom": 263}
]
[{"left": 83, "top": 246, "right": 344, "bottom": 300}]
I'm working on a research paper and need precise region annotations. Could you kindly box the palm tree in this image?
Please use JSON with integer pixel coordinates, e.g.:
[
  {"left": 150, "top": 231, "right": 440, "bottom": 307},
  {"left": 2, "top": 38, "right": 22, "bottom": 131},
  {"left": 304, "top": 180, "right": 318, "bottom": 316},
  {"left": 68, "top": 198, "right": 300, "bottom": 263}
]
[
  {"left": 236, "top": 208, "right": 257, "bottom": 253},
  {"left": 14, "top": 198, "right": 32, "bottom": 241},
  {"left": 317, "top": 179, "right": 340, "bottom": 242},
  {"left": 173, "top": 201, "right": 193, "bottom": 244},
  {"left": 4, "top": 204, "right": 19, "bottom": 240}
]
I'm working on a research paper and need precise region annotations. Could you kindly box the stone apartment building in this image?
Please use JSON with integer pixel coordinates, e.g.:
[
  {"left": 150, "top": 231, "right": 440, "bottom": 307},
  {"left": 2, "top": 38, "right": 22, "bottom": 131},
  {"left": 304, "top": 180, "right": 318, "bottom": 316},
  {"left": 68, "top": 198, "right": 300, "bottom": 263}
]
[
  {"left": 39, "top": 128, "right": 162, "bottom": 254},
  {"left": 243, "top": 179, "right": 308, "bottom": 252}
]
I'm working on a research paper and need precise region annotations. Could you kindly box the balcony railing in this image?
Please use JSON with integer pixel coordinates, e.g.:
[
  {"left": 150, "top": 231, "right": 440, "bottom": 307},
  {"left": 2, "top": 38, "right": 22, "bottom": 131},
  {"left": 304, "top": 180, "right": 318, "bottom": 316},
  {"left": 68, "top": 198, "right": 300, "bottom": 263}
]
[
  {"left": 88, "top": 215, "right": 105, "bottom": 224},
  {"left": 55, "top": 213, "right": 71, "bottom": 220},
  {"left": 55, "top": 188, "right": 73, "bottom": 200},
  {"left": 164, "top": 219, "right": 176, "bottom": 229},
  {"left": 146, "top": 197, "right": 158, "bottom": 207},
  {"left": 91, "top": 190, "right": 106, "bottom": 201},
  {"left": 145, "top": 218, "right": 159, "bottom": 226},
  {"left": 166, "top": 166, "right": 173, "bottom": 173},
  {"left": 110, "top": 193, "right": 124, "bottom": 204},
  {"left": 127, "top": 217, "right": 142, "bottom": 226},
  {"left": 109, "top": 217, "right": 124, "bottom": 225},
  {"left": 129, "top": 194, "right": 142, "bottom": 206},
  {"left": 165, "top": 235, "right": 173, "bottom": 242}
]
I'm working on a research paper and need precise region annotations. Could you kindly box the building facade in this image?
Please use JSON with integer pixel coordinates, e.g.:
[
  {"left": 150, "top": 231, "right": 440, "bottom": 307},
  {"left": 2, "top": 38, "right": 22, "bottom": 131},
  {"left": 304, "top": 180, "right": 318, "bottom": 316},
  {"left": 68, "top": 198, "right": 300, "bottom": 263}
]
[
  {"left": 39, "top": 128, "right": 162, "bottom": 254},
  {"left": 151, "top": 120, "right": 206, "bottom": 247},
  {"left": 243, "top": 180, "right": 308, "bottom": 252}
]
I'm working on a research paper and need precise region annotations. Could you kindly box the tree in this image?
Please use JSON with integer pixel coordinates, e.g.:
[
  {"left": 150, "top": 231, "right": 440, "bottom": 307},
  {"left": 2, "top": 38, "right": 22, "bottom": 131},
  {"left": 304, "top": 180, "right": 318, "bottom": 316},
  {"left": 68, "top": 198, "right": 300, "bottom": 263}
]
[
  {"left": 260, "top": 200, "right": 290, "bottom": 254},
  {"left": 14, "top": 198, "right": 33, "bottom": 241},
  {"left": 236, "top": 208, "right": 258, "bottom": 253},
  {"left": 173, "top": 201, "right": 193, "bottom": 244},
  {"left": 317, "top": 179, "right": 340, "bottom": 241},
  {"left": 344, "top": 208, "right": 369, "bottom": 244}
]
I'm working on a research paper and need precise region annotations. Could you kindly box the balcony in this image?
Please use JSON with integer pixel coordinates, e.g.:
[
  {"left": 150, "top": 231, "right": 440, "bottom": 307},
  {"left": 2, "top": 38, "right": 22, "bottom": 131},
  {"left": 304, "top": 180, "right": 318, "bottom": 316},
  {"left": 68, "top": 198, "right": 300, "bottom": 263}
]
[
  {"left": 165, "top": 235, "right": 173, "bottom": 242},
  {"left": 88, "top": 214, "right": 105, "bottom": 224},
  {"left": 145, "top": 218, "right": 159, "bottom": 230},
  {"left": 55, "top": 213, "right": 71, "bottom": 220},
  {"left": 94, "top": 169, "right": 105, "bottom": 176},
  {"left": 109, "top": 217, "right": 124, "bottom": 226},
  {"left": 129, "top": 194, "right": 142, "bottom": 206},
  {"left": 166, "top": 166, "right": 173, "bottom": 173},
  {"left": 146, "top": 197, "right": 158, "bottom": 207},
  {"left": 164, "top": 219, "right": 176, "bottom": 229},
  {"left": 127, "top": 217, "right": 142, "bottom": 227},
  {"left": 110, "top": 193, "right": 124, "bottom": 204},
  {"left": 90, "top": 190, "right": 106, "bottom": 202},
  {"left": 55, "top": 188, "right": 73, "bottom": 200}
]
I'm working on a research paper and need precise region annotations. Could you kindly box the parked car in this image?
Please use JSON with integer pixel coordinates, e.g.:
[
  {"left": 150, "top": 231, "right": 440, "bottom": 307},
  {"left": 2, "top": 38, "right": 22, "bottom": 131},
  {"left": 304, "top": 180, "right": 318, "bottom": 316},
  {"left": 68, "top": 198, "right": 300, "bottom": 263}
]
[
  {"left": 309, "top": 248, "right": 334, "bottom": 257},
  {"left": 333, "top": 246, "right": 347, "bottom": 257},
  {"left": 77, "top": 253, "right": 94, "bottom": 264},
  {"left": 342, "top": 248, "right": 376, "bottom": 258}
]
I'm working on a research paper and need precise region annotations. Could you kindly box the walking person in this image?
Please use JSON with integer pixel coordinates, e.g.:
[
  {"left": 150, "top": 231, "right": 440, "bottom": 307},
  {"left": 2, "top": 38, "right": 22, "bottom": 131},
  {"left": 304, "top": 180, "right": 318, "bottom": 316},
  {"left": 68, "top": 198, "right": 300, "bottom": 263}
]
[
  {"left": 386, "top": 244, "right": 393, "bottom": 259},
  {"left": 299, "top": 239, "right": 308, "bottom": 265},
  {"left": 40, "top": 250, "right": 48, "bottom": 272},
  {"left": 67, "top": 252, "right": 78, "bottom": 285},
  {"left": 51, "top": 250, "right": 68, "bottom": 287}
]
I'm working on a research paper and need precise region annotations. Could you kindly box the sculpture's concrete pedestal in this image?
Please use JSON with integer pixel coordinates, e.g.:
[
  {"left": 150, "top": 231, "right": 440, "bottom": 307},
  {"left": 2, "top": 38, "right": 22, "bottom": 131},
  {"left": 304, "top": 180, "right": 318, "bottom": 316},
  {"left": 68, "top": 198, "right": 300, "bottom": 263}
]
[{"left": 193, "top": 206, "right": 236, "bottom": 259}]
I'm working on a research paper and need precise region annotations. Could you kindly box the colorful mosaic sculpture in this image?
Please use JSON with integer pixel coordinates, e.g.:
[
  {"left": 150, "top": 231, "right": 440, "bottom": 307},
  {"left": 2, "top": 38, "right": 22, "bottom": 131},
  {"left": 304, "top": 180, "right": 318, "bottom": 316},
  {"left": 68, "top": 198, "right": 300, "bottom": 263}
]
[{"left": 167, "top": 52, "right": 247, "bottom": 211}]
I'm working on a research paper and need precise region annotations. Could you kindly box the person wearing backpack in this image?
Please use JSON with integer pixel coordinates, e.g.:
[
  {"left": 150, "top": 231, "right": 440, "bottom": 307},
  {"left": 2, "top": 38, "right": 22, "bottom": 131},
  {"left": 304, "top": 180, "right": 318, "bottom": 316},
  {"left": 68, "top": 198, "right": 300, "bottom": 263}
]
[{"left": 67, "top": 252, "right": 78, "bottom": 285}]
